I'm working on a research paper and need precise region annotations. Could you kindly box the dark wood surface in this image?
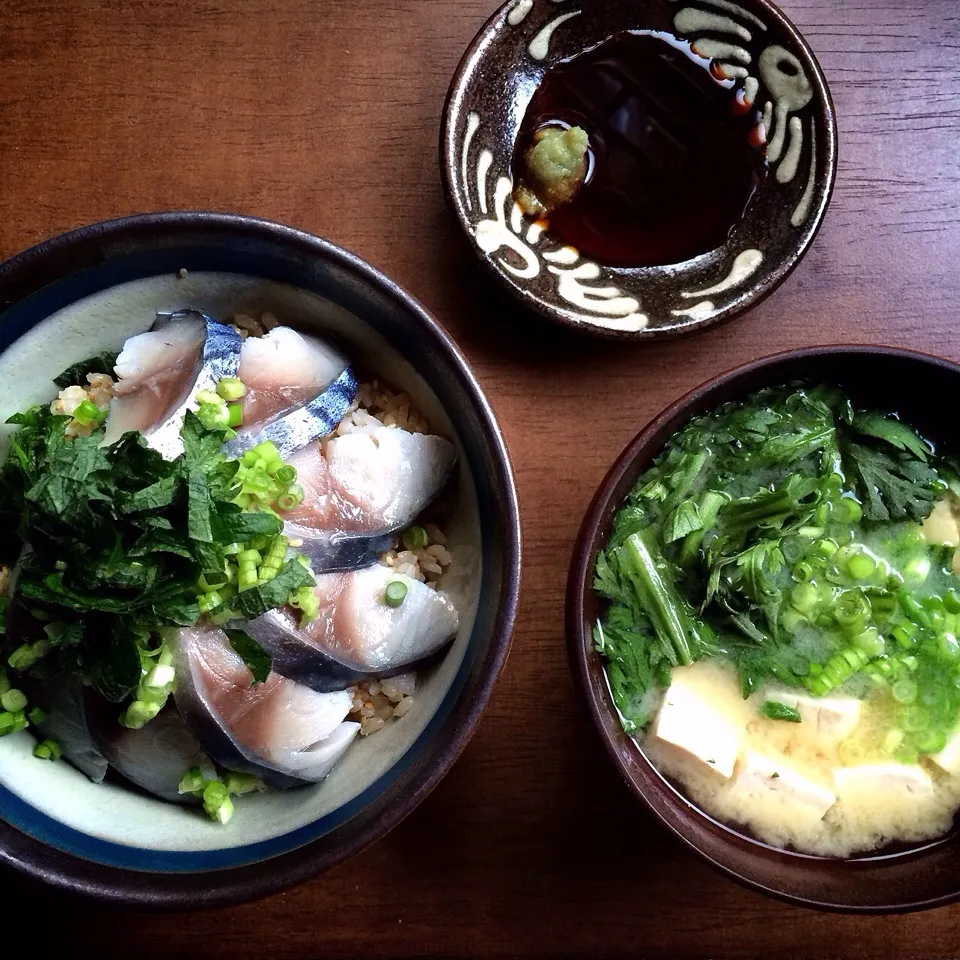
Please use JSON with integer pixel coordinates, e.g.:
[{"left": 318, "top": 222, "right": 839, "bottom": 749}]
[{"left": 1, "top": 0, "right": 959, "bottom": 955}]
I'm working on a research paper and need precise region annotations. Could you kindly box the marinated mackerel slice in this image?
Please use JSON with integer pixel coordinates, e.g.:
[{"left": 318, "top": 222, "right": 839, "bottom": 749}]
[
  {"left": 29, "top": 673, "right": 108, "bottom": 784},
  {"left": 283, "top": 426, "right": 457, "bottom": 570},
  {"left": 242, "top": 565, "right": 459, "bottom": 691},
  {"left": 237, "top": 326, "right": 347, "bottom": 429},
  {"left": 85, "top": 700, "right": 212, "bottom": 805},
  {"left": 173, "top": 624, "right": 359, "bottom": 788},
  {"left": 222, "top": 367, "right": 359, "bottom": 460},
  {"left": 104, "top": 310, "right": 242, "bottom": 459}
]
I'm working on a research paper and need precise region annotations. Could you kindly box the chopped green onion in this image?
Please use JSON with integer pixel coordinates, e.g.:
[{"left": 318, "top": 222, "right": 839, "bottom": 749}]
[
  {"left": 274, "top": 464, "right": 297, "bottom": 485},
  {"left": 226, "top": 403, "right": 243, "bottom": 428},
  {"left": 835, "top": 589, "right": 870, "bottom": 631},
  {"left": 202, "top": 780, "right": 235, "bottom": 825},
  {"left": 846, "top": 551, "right": 876, "bottom": 580},
  {"left": 915, "top": 728, "right": 947, "bottom": 754},
  {"left": 901, "top": 705, "right": 930, "bottom": 732},
  {"left": 1, "top": 689, "right": 27, "bottom": 713},
  {"left": 385, "top": 580, "right": 408, "bottom": 608},
  {"left": 224, "top": 771, "right": 263, "bottom": 796},
  {"left": 835, "top": 498, "right": 863, "bottom": 524},
  {"left": 120, "top": 699, "right": 158, "bottom": 729},
  {"left": 790, "top": 582, "right": 818, "bottom": 614},
  {"left": 0, "top": 711, "right": 26, "bottom": 736},
  {"left": 852, "top": 627, "right": 884, "bottom": 658},
  {"left": 892, "top": 622, "right": 918, "bottom": 649},
  {"left": 27, "top": 706, "right": 45, "bottom": 726},
  {"left": 237, "top": 549, "right": 262, "bottom": 566},
  {"left": 939, "top": 632, "right": 960, "bottom": 663},
  {"left": 8, "top": 640, "right": 49, "bottom": 671},
  {"left": 814, "top": 539, "right": 839, "bottom": 559},
  {"left": 216, "top": 377, "right": 246, "bottom": 401},
  {"left": 276, "top": 484, "right": 304, "bottom": 513},
  {"left": 402, "top": 525, "right": 428, "bottom": 552},
  {"left": 197, "top": 401, "right": 230, "bottom": 431},
  {"left": 294, "top": 585, "right": 319, "bottom": 625},
  {"left": 72, "top": 399, "right": 106, "bottom": 426},
  {"left": 178, "top": 766, "right": 206, "bottom": 795},
  {"left": 32, "top": 739, "right": 60, "bottom": 761}
]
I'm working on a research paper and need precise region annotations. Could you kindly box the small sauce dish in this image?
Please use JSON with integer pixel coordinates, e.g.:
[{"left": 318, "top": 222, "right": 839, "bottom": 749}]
[{"left": 441, "top": 0, "right": 837, "bottom": 339}]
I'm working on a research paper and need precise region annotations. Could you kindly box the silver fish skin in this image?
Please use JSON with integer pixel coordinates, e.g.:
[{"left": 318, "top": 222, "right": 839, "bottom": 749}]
[
  {"left": 232, "top": 609, "right": 373, "bottom": 693},
  {"left": 237, "top": 326, "right": 347, "bottom": 429},
  {"left": 84, "top": 699, "right": 212, "bottom": 805},
  {"left": 172, "top": 623, "right": 359, "bottom": 788},
  {"left": 284, "top": 529, "right": 397, "bottom": 574},
  {"left": 145, "top": 310, "right": 243, "bottom": 459},
  {"left": 241, "top": 565, "right": 459, "bottom": 692},
  {"left": 30, "top": 674, "right": 109, "bottom": 783},
  {"left": 221, "top": 366, "right": 358, "bottom": 460},
  {"left": 279, "top": 426, "right": 457, "bottom": 572}
]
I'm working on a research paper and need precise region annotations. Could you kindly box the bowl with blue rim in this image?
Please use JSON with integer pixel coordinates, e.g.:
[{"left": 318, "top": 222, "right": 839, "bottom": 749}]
[{"left": 0, "top": 212, "right": 521, "bottom": 907}]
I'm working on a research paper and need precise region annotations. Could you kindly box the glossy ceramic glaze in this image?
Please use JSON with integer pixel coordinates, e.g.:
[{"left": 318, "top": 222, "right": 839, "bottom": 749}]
[
  {"left": 567, "top": 347, "right": 960, "bottom": 911},
  {"left": 0, "top": 212, "right": 521, "bottom": 908},
  {"left": 441, "top": 0, "right": 837, "bottom": 339}
]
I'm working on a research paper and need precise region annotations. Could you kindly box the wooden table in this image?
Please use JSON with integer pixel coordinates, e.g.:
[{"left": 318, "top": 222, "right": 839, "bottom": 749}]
[{"left": 1, "top": 0, "right": 959, "bottom": 954}]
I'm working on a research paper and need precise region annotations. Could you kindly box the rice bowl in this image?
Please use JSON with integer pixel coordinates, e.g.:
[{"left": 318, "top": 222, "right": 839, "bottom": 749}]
[{"left": 0, "top": 213, "right": 520, "bottom": 905}]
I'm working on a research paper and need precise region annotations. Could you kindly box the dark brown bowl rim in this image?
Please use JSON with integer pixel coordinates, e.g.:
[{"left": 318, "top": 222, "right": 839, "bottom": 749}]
[
  {"left": 0, "top": 211, "right": 522, "bottom": 909},
  {"left": 439, "top": 0, "right": 839, "bottom": 341},
  {"left": 566, "top": 344, "right": 960, "bottom": 912}
]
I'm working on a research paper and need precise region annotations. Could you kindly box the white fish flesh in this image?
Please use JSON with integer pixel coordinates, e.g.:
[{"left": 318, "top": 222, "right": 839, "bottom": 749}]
[
  {"left": 104, "top": 310, "right": 242, "bottom": 459},
  {"left": 85, "top": 701, "right": 212, "bottom": 804},
  {"left": 222, "top": 366, "right": 358, "bottom": 460},
  {"left": 241, "top": 565, "right": 459, "bottom": 691},
  {"left": 282, "top": 426, "right": 457, "bottom": 570},
  {"left": 237, "top": 326, "right": 347, "bottom": 428},
  {"left": 173, "top": 624, "right": 359, "bottom": 787}
]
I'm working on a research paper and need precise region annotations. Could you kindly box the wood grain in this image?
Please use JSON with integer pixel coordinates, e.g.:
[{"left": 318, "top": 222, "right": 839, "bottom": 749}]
[{"left": 1, "top": 0, "right": 960, "bottom": 954}]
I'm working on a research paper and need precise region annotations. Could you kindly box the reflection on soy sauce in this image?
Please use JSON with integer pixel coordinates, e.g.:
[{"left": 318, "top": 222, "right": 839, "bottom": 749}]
[{"left": 512, "top": 31, "right": 767, "bottom": 269}]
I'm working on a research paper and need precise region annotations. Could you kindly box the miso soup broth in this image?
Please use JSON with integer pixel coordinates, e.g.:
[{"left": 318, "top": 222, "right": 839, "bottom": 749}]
[{"left": 594, "top": 383, "right": 960, "bottom": 857}]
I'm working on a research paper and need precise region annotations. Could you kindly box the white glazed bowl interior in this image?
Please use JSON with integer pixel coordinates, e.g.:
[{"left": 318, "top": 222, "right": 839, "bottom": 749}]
[{"left": 0, "top": 272, "right": 482, "bottom": 860}]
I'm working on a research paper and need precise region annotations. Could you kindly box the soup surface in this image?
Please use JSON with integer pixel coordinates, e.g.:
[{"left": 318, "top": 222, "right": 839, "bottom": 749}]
[{"left": 594, "top": 384, "right": 960, "bottom": 856}]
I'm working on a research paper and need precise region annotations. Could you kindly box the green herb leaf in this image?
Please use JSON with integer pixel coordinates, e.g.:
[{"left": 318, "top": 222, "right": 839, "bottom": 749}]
[
  {"left": 225, "top": 629, "right": 272, "bottom": 685},
  {"left": 231, "top": 559, "right": 315, "bottom": 620},
  {"left": 759, "top": 700, "right": 802, "bottom": 723},
  {"left": 53, "top": 352, "right": 118, "bottom": 389},
  {"left": 852, "top": 412, "right": 930, "bottom": 461},
  {"left": 841, "top": 440, "right": 940, "bottom": 522}
]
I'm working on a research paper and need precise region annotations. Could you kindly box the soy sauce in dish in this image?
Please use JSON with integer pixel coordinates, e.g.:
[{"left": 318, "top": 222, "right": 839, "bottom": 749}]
[{"left": 512, "top": 31, "right": 766, "bottom": 268}]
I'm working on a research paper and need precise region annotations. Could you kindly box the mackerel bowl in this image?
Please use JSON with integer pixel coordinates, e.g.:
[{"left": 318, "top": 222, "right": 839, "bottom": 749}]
[
  {"left": 566, "top": 346, "right": 960, "bottom": 912},
  {"left": 0, "top": 212, "right": 521, "bottom": 907}
]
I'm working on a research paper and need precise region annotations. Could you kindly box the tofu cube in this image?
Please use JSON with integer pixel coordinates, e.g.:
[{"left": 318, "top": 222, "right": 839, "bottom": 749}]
[
  {"left": 728, "top": 751, "right": 837, "bottom": 821},
  {"left": 765, "top": 689, "right": 861, "bottom": 743},
  {"left": 834, "top": 763, "right": 934, "bottom": 801},
  {"left": 923, "top": 499, "right": 959, "bottom": 546},
  {"left": 655, "top": 676, "right": 743, "bottom": 779}
]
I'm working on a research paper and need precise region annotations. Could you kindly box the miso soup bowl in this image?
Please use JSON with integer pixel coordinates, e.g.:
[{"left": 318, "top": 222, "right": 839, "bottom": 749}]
[
  {"left": 566, "top": 345, "right": 960, "bottom": 913},
  {"left": 0, "top": 212, "right": 521, "bottom": 908}
]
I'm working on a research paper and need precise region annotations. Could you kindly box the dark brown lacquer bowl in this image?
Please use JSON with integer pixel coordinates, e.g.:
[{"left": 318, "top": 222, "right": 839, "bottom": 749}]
[
  {"left": 441, "top": 0, "right": 837, "bottom": 340},
  {"left": 567, "top": 346, "right": 960, "bottom": 912}
]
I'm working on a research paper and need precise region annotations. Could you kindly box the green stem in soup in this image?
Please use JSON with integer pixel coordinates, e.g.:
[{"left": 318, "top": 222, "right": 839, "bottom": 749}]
[{"left": 593, "top": 383, "right": 960, "bottom": 764}]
